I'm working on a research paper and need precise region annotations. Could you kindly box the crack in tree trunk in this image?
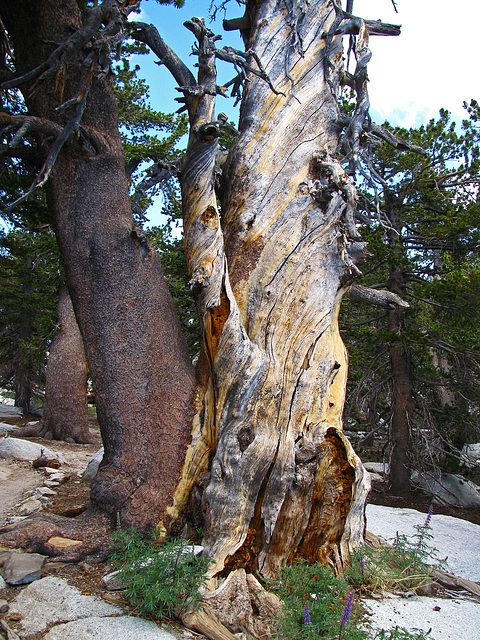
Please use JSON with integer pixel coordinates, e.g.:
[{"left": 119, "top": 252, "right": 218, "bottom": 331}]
[{"left": 171, "top": 0, "right": 370, "bottom": 581}]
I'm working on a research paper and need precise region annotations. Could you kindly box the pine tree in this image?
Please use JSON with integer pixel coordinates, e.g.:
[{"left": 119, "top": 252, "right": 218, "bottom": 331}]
[{"left": 341, "top": 103, "right": 480, "bottom": 492}]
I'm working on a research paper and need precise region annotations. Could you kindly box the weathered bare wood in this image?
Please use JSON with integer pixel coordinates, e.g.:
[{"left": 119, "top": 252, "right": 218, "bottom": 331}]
[
  {"left": 180, "top": 607, "right": 240, "bottom": 640},
  {"left": 223, "top": 15, "right": 251, "bottom": 32},
  {"left": 431, "top": 569, "right": 480, "bottom": 601},
  {"left": 199, "top": 569, "right": 282, "bottom": 639},
  {"left": 349, "top": 283, "right": 410, "bottom": 308},
  {"left": 335, "top": 18, "right": 401, "bottom": 37},
  {"left": 169, "top": 0, "right": 371, "bottom": 580}
]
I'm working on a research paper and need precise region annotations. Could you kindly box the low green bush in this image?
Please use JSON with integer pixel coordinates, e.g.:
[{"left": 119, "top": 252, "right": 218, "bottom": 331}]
[{"left": 111, "top": 529, "right": 210, "bottom": 619}]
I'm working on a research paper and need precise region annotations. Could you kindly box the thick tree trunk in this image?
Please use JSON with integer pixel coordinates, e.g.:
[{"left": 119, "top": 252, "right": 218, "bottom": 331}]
[
  {"left": 172, "top": 0, "right": 370, "bottom": 580},
  {"left": 387, "top": 275, "right": 413, "bottom": 495},
  {"left": 0, "top": 0, "right": 196, "bottom": 529},
  {"left": 385, "top": 192, "right": 413, "bottom": 495},
  {"left": 40, "top": 284, "right": 92, "bottom": 443}
]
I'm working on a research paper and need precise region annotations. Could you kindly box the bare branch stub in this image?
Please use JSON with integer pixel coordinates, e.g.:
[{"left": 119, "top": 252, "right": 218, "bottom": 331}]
[{"left": 349, "top": 283, "right": 409, "bottom": 308}]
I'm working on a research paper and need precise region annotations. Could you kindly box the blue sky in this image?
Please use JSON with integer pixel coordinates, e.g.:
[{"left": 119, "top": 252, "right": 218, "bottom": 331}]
[
  {"left": 136, "top": 0, "right": 480, "bottom": 127},
  {"left": 131, "top": 0, "right": 480, "bottom": 225}
]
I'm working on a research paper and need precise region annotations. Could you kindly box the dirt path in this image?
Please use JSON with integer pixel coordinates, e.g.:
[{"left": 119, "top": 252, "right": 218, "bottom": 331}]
[{"left": 0, "top": 413, "right": 102, "bottom": 529}]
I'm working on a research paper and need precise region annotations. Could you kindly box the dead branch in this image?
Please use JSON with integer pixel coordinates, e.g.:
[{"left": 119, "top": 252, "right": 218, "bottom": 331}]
[
  {"left": 0, "top": 111, "right": 109, "bottom": 216},
  {"left": 332, "top": 18, "right": 401, "bottom": 37},
  {"left": 312, "top": 150, "right": 359, "bottom": 238},
  {"left": 131, "top": 160, "right": 178, "bottom": 221},
  {"left": 128, "top": 21, "right": 196, "bottom": 104},
  {"left": 349, "top": 283, "right": 409, "bottom": 308}
]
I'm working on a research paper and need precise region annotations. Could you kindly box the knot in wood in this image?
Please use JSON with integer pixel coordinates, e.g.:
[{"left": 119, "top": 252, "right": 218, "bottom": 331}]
[{"left": 237, "top": 427, "right": 254, "bottom": 453}]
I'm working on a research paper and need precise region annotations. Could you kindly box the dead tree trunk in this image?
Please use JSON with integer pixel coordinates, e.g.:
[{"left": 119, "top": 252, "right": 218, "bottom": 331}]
[
  {"left": 151, "top": 1, "right": 371, "bottom": 579},
  {"left": 0, "top": 0, "right": 196, "bottom": 529}
]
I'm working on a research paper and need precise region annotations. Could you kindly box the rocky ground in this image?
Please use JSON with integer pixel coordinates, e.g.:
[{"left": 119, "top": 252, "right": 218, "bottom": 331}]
[{"left": 1, "top": 406, "right": 480, "bottom": 639}]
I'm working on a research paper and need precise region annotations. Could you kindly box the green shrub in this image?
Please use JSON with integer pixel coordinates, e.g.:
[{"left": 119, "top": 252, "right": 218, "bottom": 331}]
[
  {"left": 267, "top": 559, "right": 368, "bottom": 640},
  {"left": 111, "top": 529, "right": 210, "bottom": 619},
  {"left": 347, "top": 508, "right": 444, "bottom": 597}
]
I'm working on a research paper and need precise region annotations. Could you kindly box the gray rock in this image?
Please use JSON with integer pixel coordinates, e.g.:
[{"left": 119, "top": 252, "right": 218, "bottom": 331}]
[
  {"left": 8, "top": 576, "right": 122, "bottom": 636},
  {"left": 0, "top": 422, "right": 18, "bottom": 435},
  {"left": 0, "top": 575, "right": 6, "bottom": 589},
  {"left": 18, "top": 497, "right": 43, "bottom": 516},
  {"left": 412, "top": 470, "right": 480, "bottom": 508},
  {"left": 0, "top": 403, "right": 22, "bottom": 417},
  {"left": 83, "top": 447, "right": 104, "bottom": 480},
  {"left": 35, "top": 486, "right": 57, "bottom": 497},
  {"left": 1, "top": 551, "right": 47, "bottom": 585},
  {"left": 462, "top": 443, "right": 480, "bottom": 465},
  {"left": 364, "top": 595, "right": 480, "bottom": 640},
  {"left": 0, "top": 438, "right": 57, "bottom": 462},
  {"left": 100, "top": 570, "right": 125, "bottom": 591},
  {"left": 366, "top": 504, "right": 480, "bottom": 581},
  {"left": 47, "top": 473, "right": 65, "bottom": 482},
  {"left": 363, "top": 461, "right": 388, "bottom": 475},
  {"left": 0, "top": 598, "right": 8, "bottom": 613},
  {"left": 42, "top": 616, "right": 177, "bottom": 640},
  {"left": 7, "top": 516, "right": 28, "bottom": 525}
]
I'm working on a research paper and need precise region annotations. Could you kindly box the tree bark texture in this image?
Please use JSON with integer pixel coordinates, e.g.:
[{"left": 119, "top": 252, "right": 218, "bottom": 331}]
[
  {"left": 40, "top": 284, "right": 92, "bottom": 443},
  {"left": 387, "top": 266, "right": 413, "bottom": 495},
  {"left": 385, "top": 191, "right": 413, "bottom": 495},
  {"left": 14, "top": 256, "right": 34, "bottom": 413},
  {"left": 0, "top": 0, "right": 196, "bottom": 529},
  {"left": 173, "top": 0, "right": 370, "bottom": 579}
]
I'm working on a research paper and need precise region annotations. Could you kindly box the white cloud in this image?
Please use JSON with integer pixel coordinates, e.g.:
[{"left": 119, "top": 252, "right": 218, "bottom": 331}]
[{"left": 354, "top": 0, "right": 479, "bottom": 127}]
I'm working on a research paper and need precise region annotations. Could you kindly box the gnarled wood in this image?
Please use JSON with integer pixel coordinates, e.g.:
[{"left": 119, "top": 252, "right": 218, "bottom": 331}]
[{"left": 170, "top": 0, "right": 371, "bottom": 581}]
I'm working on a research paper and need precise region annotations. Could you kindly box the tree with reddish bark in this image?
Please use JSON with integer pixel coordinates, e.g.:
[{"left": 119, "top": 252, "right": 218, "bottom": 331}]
[{"left": 16, "top": 284, "right": 93, "bottom": 443}]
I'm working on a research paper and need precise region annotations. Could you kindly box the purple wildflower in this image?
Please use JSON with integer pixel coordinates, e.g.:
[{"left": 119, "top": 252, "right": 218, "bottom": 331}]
[
  {"left": 340, "top": 592, "right": 354, "bottom": 628},
  {"left": 423, "top": 505, "right": 433, "bottom": 529},
  {"left": 360, "top": 556, "right": 365, "bottom": 569},
  {"left": 303, "top": 603, "right": 312, "bottom": 625}
]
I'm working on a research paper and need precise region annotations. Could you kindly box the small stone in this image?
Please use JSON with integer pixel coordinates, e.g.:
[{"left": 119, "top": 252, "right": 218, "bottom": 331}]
[
  {"left": 83, "top": 447, "right": 104, "bottom": 480},
  {"left": 0, "top": 575, "right": 6, "bottom": 589},
  {"left": 48, "top": 473, "right": 65, "bottom": 482},
  {"left": 7, "top": 516, "right": 27, "bottom": 525},
  {"left": 1, "top": 551, "right": 47, "bottom": 585},
  {"left": 44, "top": 480, "right": 60, "bottom": 488},
  {"left": 18, "top": 498, "right": 43, "bottom": 516},
  {"left": 47, "top": 537, "right": 83, "bottom": 549},
  {"left": 0, "top": 598, "right": 8, "bottom": 613},
  {"left": 35, "top": 486, "right": 57, "bottom": 496},
  {"left": 101, "top": 570, "right": 126, "bottom": 591},
  {"left": 44, "top": 466, "right": 59, "bottom": 475}
]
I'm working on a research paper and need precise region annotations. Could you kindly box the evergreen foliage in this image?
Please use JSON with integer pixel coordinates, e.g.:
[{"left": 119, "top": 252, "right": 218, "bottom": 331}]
[{"left": 341, "top": 103, "right": 480, "bottom": 473}]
